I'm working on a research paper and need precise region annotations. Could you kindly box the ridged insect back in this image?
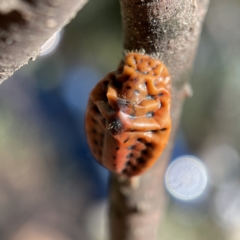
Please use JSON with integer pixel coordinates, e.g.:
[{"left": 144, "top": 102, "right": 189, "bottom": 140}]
[{"left": 85, "top": 52, "right": 171, "bottom": 177}]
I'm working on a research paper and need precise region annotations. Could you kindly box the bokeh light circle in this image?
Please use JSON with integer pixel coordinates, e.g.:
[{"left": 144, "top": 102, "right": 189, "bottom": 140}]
[{"left": 165, "top": 155, "right": 208, "bottom": 201}]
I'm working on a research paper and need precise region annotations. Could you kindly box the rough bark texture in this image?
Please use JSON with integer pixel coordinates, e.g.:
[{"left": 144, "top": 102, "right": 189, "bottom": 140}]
[
  {"left": 109, "top": 1, "right": 209, "bottom": 240},
  {"left": 0, "top": 0, "right": 88, "bottom": 83}
]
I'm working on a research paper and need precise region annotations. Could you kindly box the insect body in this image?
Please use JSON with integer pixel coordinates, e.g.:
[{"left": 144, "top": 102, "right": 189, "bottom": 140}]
[{"left": 85, "top": 52, "right": 171, "bottom": 177}]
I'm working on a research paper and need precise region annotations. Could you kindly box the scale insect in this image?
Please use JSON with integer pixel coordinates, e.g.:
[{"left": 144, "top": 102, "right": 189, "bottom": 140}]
[{"left": 85, "top": 52, "right": 171, "bottom": 177}]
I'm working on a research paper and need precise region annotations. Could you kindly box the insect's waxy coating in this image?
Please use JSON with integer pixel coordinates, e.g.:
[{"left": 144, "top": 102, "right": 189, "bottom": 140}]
[{"left": 85, "top": 52, "right": 171, "bottom": 177}]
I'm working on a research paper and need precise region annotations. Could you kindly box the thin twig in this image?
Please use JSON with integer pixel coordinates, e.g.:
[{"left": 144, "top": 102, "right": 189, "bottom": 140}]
[{"left": 109, "top": 1, "right": 209, "bottom": 239}]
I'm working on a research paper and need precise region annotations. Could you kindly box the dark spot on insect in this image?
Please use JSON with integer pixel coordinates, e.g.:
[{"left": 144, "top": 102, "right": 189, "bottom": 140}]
[
  {"left": 132, "top": 165, "right": 137, "bottom": 171},
  {"left": 161, "top": 128, "right": 167, "bottom": 131},
  {"left": 116, "top": 147, "right": 120, "bottom": 150},
  {"left": 137, "top": 158, "right": 146, "bottom": 164},
  {"left": 124, "top": 138, "right": 129, "bottom": 143},
  {"left": 142, "top": 150, "right": 148, "bottom": 155},
  {"left": 124, "top": 75, "right": 130, "bottom": 81},
  {"left": 146, "top": 142, "right": 153, "bottom": 148},
  {"left": 128, "top": 145, "right": 135, "bottom": 150},
  {"left": 134, "top": 90, "right": 140, "bottom": 95},
  {"left": 127, "top": 153, "right": 133, "bottom": 158},
  {"left": 146, "top": 112, "right": 154, "bottom": 118},
  {"left": 92, "top": 117, "right": 97, "bottom": 124},
  {"left": 93, "top": 106, "right": 100, "bottom": 113},
  {"left": 113, "top": 80, "right": 122, "bottom": 89},
  {"left": 127, "top": 161, "right": 132, "bottom": 166},
  {"left": 158, "top": 93, "right": 164, "bottom": 96},
  {"left": 137, "top": 138, "right": 144, "bottom": 143},
  {"left": 149, "top": 130, "right": 158, "bottom": 133},
  {"left": 126, "top": 86, "right": 131, "bottom": 90},
  {"left": 93, "top": 140, "right": 98, "bottom": 145},
  {"left": 166, "top": 6, "right": 168, "bottom": 9},
  {"left": 108, "top": 105, "right": 114, "bottom": 112},
  {"left": 92, "top": 129, "right": 97, "bottom": 134},
  {"left": 108, "top": 118, "right": 124, "bottom": 135}
]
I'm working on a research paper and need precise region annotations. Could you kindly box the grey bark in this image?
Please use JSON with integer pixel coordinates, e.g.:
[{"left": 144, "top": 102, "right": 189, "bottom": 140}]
[
  {"left": 109, "top": 1, "right": 210, "bottom": 240},
  {"left": 0, "top": 0, "right": 88, "bottom": 83}
]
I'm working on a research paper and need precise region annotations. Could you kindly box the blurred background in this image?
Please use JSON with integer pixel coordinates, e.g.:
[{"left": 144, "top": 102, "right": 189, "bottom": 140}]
[{"left": 0, "top": 0, "right": 240, "bottom": 239}]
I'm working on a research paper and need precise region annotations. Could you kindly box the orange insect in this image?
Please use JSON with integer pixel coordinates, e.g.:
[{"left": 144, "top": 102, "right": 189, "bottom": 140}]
[{"left": 85, "top": 52, "right": 171, "bottom": 177}]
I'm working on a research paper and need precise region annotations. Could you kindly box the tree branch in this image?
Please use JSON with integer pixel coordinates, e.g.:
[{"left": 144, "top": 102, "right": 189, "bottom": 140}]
[
  {"left": 0, "top": 0, "right": 88, "bottom": 83},
  {"left": 109, "top": 0, "right": 209, "bottom": 239}
]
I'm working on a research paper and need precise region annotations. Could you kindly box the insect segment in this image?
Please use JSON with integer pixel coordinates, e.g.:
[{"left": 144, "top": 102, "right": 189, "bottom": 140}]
[{"left": 85, "top": 52, "right": 171, "bottom": 177}]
